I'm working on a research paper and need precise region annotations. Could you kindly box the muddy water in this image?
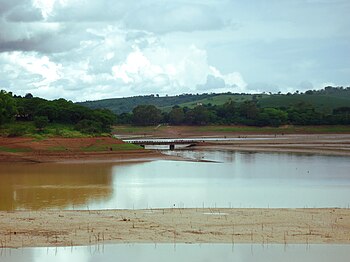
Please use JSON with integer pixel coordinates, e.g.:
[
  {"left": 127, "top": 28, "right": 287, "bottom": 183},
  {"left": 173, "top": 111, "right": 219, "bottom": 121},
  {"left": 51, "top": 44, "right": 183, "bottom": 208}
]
[
  {"left": 0, "top": 244, "right": 350, "bottom": 262},
  {"left": 0, "top": 163, "right": 114, "bottom": 210},
  {"left": 0, "top": 151, "right": 350, "bottom": 210}
]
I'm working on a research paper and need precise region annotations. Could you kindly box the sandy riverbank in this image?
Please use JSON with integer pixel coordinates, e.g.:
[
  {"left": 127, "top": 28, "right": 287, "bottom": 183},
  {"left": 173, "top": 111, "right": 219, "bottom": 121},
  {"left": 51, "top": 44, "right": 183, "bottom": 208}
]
[{"left": 0, "top": 208, "right": 349, "bottom": 248}]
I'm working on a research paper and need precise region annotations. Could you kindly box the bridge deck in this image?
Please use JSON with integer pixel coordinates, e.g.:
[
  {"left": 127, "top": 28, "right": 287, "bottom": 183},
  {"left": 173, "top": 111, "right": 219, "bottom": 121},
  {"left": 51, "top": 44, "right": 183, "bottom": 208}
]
[{"left": 126, "top": 140, "right": 203, "bottom": 145}]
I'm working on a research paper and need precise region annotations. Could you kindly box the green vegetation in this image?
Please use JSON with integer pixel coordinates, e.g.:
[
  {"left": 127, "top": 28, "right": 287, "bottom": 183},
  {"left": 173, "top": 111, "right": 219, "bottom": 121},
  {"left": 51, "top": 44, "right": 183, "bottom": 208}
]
[
  {"left": 258, "top": 92, "right": 350, "bottom": 113},
  {"left": 132, "top": 105, "right": 162, "bottom": 126},
  {"left": 79, "top": 87, "right": 350, "bottom": 116},
  {"left": 1, "top": 86, "right": 349, "bottom": 135},
  {"left": 0, "top": 146, "right": 31, "bottom": 153},
  {"left": 0, "top": 121, "right": 93, "bottom": 138},
  {"left": 0, "top": 90, "right": 116, "bottom": 137},
  {"left": 78, "top": 93, "right": 219, "bottom": 114},
  {"left": 113, "top": 87, "right": 350, "bottom": 127},
  {"left": 160, "top": 94, "right": 255, "bottom": 112}
]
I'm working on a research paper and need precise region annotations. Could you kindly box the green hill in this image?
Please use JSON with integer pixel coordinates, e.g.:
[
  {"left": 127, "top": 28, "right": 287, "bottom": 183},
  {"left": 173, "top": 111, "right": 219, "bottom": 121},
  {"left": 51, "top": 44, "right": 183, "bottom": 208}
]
[
  {"left": 258, "top": 89, "right": 350, "bottom": 113},
  {"left": 79, "top": 87, "right": 350, "bottom": 114},
  {"left": 159, "top": 94, "right": 257, "bottom": 112},
  {"left": 79, "top": 93, "right": 225, "bottom": 114}
]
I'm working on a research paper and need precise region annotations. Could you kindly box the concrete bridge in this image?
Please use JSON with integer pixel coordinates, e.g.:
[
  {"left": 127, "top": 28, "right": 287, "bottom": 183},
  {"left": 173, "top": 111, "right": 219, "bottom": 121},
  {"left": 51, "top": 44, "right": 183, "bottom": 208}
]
[{"left": 125, "top": 139, "right": 204, "bottom": 150}]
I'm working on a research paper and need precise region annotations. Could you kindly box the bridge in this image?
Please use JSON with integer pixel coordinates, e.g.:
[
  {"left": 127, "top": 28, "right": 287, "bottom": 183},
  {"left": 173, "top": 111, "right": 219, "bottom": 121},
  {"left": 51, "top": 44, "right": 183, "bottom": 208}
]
[{"left": 124, "top": 139, "right": 204, "bottom": 150}]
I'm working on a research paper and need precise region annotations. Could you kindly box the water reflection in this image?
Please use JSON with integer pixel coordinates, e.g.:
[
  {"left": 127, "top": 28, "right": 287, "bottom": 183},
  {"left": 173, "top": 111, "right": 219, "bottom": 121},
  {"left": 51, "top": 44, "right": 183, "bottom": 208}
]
[
  {"left": 0, "top": 163, "right": 114, "bottom": 210},
  {"left": 110, "top": 154, "right": 350, "bottom": 209},
  {"left": 1, "top": 151, "right": 350, "bottom": 210},
  {"left": 1, "top": 244, "right": 350, "bottom": 262}
]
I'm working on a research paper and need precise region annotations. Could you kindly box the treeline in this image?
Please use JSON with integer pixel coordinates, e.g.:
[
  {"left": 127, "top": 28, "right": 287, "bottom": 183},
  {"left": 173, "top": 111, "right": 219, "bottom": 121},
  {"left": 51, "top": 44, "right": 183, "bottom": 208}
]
[
  {"left": 0, "top": 91, "right": 116, "bottom": 134},
  {"left": 118, "top": 101, "right": 350, "bottom": 126}
]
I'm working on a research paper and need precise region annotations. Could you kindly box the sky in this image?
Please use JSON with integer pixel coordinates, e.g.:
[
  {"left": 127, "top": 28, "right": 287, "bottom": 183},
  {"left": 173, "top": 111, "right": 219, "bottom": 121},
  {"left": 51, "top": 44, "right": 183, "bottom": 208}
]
[{"left": 0, "top": 0, "right": 349, "bottom": 102}]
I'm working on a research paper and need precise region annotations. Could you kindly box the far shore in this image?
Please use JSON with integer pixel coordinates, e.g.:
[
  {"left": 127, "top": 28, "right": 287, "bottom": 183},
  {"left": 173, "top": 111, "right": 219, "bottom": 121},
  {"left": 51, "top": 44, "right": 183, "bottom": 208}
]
[
  {"left": 193, "top": 133, "right": 350, "bottom": 157},
  {"left": 1, "top": 133, "right": 350, "bottom": 163},
  {"left": 0, "top": 208, "right": 349, "bottom": 248}
]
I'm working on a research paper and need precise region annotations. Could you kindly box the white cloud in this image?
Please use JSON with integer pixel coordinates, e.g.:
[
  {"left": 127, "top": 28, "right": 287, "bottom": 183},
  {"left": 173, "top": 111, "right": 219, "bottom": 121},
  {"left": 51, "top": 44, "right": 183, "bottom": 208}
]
[
  {"left": 1, "top": 52, "right": 62, "bottom": 88},
  {"left": 0, "top": 0, "right": 349, "bottom": 101},
  {"left": 111, "top": 45, "right": 247, "bottom": 96}
]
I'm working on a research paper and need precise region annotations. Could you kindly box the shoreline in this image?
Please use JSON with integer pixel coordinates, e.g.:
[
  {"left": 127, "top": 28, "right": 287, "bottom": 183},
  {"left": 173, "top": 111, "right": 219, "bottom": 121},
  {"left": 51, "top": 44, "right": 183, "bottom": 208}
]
[
  {"left": 1, "top": 134, "right": 350, "bottom": 163},
  {"left": 1, "top": 132, "right": 350, "bottom": 249},
  {"left": 192, "top": 134, "right": 350, "bottom": 157},
  {"left": 1, "top": 208, "right": 349, "bottom": 248}
]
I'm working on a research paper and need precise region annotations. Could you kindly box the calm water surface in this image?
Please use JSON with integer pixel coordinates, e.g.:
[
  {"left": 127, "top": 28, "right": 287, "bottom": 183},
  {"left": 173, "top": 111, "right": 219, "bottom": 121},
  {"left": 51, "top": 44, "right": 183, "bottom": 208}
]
[
  {"left": 0, "top": 151, "right": 350, "bottom": 210},
  {"left": 1, "top": 244, "right": 350, "bottom": 262}
]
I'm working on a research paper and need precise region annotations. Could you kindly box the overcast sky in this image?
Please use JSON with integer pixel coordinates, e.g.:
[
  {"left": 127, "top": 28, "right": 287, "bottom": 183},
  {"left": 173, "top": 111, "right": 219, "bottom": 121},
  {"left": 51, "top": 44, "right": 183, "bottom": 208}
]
[{"left": 0, "top": 0, "right": 349, "bottom": 101}]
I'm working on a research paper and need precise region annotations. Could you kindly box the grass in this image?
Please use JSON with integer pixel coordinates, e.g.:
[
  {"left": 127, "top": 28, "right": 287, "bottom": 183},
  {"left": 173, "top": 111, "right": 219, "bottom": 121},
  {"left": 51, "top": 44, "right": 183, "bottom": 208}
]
[
  {"left": 258, "top": 94, "right": 350, "bottom": 113},
  {"left": 160, "top": 94, "right": 256, "bottom": 111},
  {"left": 0, "top": 146, "right": 31, "bottom": 153},
  {"left": 81, "top": 143, "right": 142, "bottom": 152},
  {"left": 0, "top": 122, "right": 96, "bottom": 138}
]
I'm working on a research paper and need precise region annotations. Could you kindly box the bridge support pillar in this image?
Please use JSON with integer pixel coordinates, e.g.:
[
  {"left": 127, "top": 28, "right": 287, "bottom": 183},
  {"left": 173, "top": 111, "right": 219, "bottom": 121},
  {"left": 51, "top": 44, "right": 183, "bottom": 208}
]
[{"left": 169, "top": 144, "right": 175, "bottom": 150}]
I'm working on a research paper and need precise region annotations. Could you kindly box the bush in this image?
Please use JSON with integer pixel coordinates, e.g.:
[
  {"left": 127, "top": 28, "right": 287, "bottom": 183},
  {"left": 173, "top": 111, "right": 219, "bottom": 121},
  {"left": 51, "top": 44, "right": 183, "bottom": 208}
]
[
  {"left": 7, "top": 126, "right": 27, "bottom": 137},
  {"left": 75, "top": 119, "right": 103, "bottom": 134},
  {"left": 34, "top": 116, "right": 49, "bottom": 131}
]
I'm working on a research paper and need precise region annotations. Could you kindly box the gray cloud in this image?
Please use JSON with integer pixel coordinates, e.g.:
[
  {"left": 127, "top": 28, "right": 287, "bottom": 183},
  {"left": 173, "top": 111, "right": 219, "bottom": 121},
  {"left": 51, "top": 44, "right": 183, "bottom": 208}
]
[
  {"left": 50, "top": 0, "right": 129, "bottom": 22},
  {"left": 50, "top": 1, "right": 224, "bottom": 33},
  {"left": 0, "top": 0, "right": 349, "bottom": 101},
  {"left": 124, "top": 3, "right": 224, "bottom": 33},
  {"left": 0, "top": 0, "right": 26, "bottom": 15},
  {"left": 5, "top": 4, "right": 43, "bottom": 22}
]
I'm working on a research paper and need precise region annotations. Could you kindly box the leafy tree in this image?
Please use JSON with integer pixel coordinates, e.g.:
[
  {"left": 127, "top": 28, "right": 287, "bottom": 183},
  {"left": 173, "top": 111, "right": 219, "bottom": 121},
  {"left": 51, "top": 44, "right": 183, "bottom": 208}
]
[
  {"left": 75, "top": 119, "right": 103, "bottom": 134},
  {"left": 169, "top": 106, "right": 185, "bottom": 125},
  {"left": 191, "top": 106, "right": 211, "bottom": 125},
  {"left": 239, "top": 101, "right": 259, "bottom": 120},
  {"left": 132, "top": 105, "right": 162, "bottom": 126},
  {"left": 217, "top": 100, "right": 238, "bottom": 124},
  {"left": 0, "top": 90, "right": 17, "bottom": 125},
  {"left": 117, "top": 112, "right": 132, "bottom": 124},
  {"left": 34, "top": 116, "right": 49, "bottom": 131},
  {"left": 24, "top": 93, "right": 33, "bottom": 99},
  {"left": 257, "top": 108, "right": 288, "bottom": 127}
]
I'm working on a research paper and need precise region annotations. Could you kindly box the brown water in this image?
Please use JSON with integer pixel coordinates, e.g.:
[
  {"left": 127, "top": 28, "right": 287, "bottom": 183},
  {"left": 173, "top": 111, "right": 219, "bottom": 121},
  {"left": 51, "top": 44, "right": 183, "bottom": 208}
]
[
  {"left": 0, "top": 163, "right": 114, "bottom": 210},
  {"left": 1, "top": 151, "right": 350, "bottom": 210}
]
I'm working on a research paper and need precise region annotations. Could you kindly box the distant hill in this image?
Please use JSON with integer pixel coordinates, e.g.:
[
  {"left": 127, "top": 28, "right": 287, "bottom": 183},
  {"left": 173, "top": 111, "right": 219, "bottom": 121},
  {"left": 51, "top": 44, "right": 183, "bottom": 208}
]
[
  {"left": 79, "top": 87, "right": 350, "bottom": 114},
  {"left": 78, "top": 93, "right": 221, "bottom": 114},
  {"left": 257, "top": 87, "right": 350, "bottom": 113}
]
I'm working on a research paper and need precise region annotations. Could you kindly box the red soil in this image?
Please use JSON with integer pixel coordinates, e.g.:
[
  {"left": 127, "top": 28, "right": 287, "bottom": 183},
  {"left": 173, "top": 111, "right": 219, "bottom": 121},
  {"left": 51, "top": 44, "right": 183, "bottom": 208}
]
[{"left": 0, "top": 137, "right": 160, "bottom": 163}]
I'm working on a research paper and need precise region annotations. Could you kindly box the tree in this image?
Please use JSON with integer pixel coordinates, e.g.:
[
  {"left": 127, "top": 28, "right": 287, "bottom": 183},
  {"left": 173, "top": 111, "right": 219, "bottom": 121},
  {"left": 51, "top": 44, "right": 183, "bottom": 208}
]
[
  {"left": 169, "top": 106, "right": 185, "bottom": 125},
  {"left": 258, "top": 108, "right": 288, "bottom": 127},
  {"left": 239, "top": 101, "right": 259, "bottom": 119},
  {"left": 0, "top": 90, "right": 17, "bottom": 125},
  {"left": 24, "top": 93, "right": 33, "bottom": 99},
  {"left": 75, "top": 119, "right": 103, "bottom": 134},
  {"left": 191, "top": 105, "right": 210, "bottom": 125},
  {"left": 132, "top": 105, "right": 162, "bottom": 126},
  {"left": 34, "top": 116, "right": 49, "bottom": 131}
]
